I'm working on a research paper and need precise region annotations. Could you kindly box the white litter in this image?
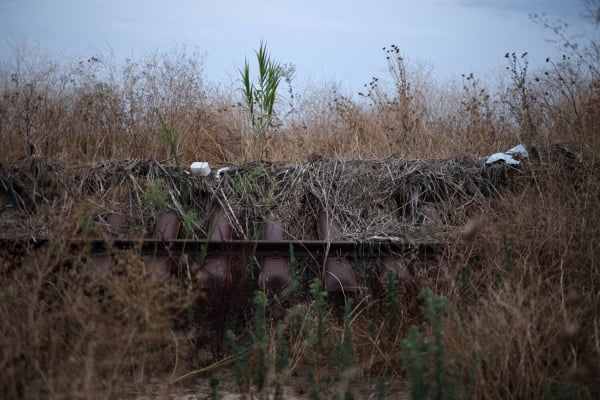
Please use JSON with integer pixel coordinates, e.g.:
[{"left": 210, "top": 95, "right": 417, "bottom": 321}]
[
  {"left": 485, "top": 144, "right": 528, "bottom": 166},
  {"left": 190, "top": 162, "right": 211, "bottom": 177}
]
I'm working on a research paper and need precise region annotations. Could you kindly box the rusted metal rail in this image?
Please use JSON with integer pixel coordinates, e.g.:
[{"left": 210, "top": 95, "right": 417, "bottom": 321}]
[
  {"left": 0, "top": 209, "right": 443, "bottom": 292},
  {"left": 0, "top": 237, "right": 440, "bottom": 257},
  {"left": 0, "top": 236, "right": 441, "bottom": 292}
]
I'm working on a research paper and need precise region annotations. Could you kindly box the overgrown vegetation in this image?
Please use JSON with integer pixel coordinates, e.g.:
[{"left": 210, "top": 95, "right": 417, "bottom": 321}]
[{"left": 1, "top": 3, "right": 600, "bottom": 399}]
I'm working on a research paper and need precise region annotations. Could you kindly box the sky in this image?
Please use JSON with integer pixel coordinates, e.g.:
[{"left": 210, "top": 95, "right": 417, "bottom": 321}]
[{"left": 0, "top": 0, "right": 591, "bottom": 92}]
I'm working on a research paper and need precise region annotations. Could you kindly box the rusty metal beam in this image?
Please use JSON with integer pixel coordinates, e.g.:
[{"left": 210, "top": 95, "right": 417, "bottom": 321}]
[{"left": 0, "top": 237, "right": 441, "bottom": 258}]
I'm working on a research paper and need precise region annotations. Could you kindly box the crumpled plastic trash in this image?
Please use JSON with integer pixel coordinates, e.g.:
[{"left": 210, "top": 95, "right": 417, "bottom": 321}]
[
  {"left": 215, "top": 166, "right": 231, "bottom": 185},
  {"left": 485, "top": 144, "right": 528, "bottom": 166}
]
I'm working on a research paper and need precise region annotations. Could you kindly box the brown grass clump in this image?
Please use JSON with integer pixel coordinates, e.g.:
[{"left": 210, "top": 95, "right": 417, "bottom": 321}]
[
  {"left": 441, "top": 148, "right": 600, "bottom": 398},
  {"left": 0, "top": 242, "right": 197, "bottom": 399}
]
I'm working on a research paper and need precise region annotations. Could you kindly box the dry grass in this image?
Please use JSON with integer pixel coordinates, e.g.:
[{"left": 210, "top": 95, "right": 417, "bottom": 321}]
[
  {"left": 1, "top": 38, "right": 599, "bottom": 399},
  {"left": 441, "top": 153, "right": 600, "bottom": 398}
]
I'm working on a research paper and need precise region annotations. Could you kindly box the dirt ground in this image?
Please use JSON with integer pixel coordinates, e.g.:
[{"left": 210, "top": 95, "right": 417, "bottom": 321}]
[{"left": 119, "top": 367, "right": 411, "bottom": 399}]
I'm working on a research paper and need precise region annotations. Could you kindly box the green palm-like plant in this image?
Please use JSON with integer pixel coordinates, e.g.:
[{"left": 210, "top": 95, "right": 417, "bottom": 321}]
[{"left": 240, "top": 41, "right": 283, "bottom": 158}]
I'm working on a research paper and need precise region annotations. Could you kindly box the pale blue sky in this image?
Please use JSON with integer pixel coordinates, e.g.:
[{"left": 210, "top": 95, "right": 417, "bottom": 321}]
[{"left": 0, "top": 0, "right": 589, "bottom": 91}]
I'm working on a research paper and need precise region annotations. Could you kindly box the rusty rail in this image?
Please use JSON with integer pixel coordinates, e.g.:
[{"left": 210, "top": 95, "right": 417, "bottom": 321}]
[
  {"left": 0, "top": 237, "right": 441, "bottom": 258},
  {"left": 0, "top": 208, "right": 443, "bottom": 292}
]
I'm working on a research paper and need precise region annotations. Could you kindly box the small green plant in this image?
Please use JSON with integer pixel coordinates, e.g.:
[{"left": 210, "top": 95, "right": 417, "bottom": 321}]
[
  {"left": 382, "top": 269, "right": 403, "bottom": 334},
  {"left": 209, "top": 377, "right": 220, "bottom": 400},
  {"left": 225, "top": 329, "right": 250, "bottom": 393},
  {"left": 155, "top": 109, "right": 186, "bottom": 201},
  {"left": 225, "top": 291, "right": 272, "bottom": 396},
  {"left": 338, "top": 299, "right": 354, "bottom": 371},
  {"left": 401, "top": 288, "right": 476, "bottom": 400},
  {"left": 181, "top": 210, "right": 201, "bottom": 239},
  {"left": 231, "top": 165, "right": 264, "bottom": 202},
  {"left": 309, "top": 278, "right": 328, "bottom": 352},
  {"left": 156, "top": 109, "right": 181, "bottom": 168},
  {"left": 273, "top": 322, "right": 289, "bottom": 400},
  {"left": 543, "top": 383, "right": 578, "bottom": 400},
  {"left": 303, "top": 278, "right": 340, "bottom": 398},
  {"left": 264, "top": 178, "right": 279, "bottom": 211},
  {"left": 282, "top": 243, "right": 301, "bottom": 305},
  {"left": 338, "top": 299, "right": 355, "bottom": 400},
  {"left": 251, "top": 290, "right": 269, "bottom": 392},
  {"left": 402, "top": 325, "right": 429, "bottom": 399},
  {"left": 141, "top": 180, "right": 169, "bottom": 218},
  {"left": 240, "top": 41, "right": 283, "bottom": 158},
  {"left": 376, "top": 376, "right": 387, "bottom": 400}
]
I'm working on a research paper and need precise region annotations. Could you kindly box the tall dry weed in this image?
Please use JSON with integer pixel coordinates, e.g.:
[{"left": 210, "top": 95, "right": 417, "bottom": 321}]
[
  {"left": 441, "top": 152, "right": 600, "bottom": 399},
  {"left": 1, "top": 242, "right": 197, "bottom": 399}
]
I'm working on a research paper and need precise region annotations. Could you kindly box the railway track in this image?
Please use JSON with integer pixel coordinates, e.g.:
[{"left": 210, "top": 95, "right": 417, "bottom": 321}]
[{"left": 1, "top": 209, "right": 443, "bottom": 293}]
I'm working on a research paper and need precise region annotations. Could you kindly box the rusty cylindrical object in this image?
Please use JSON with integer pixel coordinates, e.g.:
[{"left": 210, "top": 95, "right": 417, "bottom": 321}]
[
  {"left": 379, "top": 257, "right": 414, "bottom": 290},
  {"left": 324, "top": 257, "right": 357, "bottom": 292},
  {"left": 104, "top": 212, "right": 127, "bottom": 236},
  {"left": 317, "top": 209, "right": 341, "bottom": 241},
  {"left": 144, "top": 210, "right": 180, "bottom": 279},
  {"left": 259, "top": 218, "right": 290, "bottom": 291},
  {"left": 87, "top": 213, "right": 128, "bottom": 276},
  {"left": 209, "top": 209, "right": 233, "bottom": 241},
  {"left": 317, "top": 210, "right": 356, "bottom": 292},
  {"left": 156, "top": 210, "right": 181, "bottom": 241},
  {"left": 198, "top": 209, "right": 234, "bottom": 290},
  {"left": 198, "top": 257, "right": 232, "bottom": 290},
  {"left": 88, "top": 253, "right": 112, "bottom": 277}
]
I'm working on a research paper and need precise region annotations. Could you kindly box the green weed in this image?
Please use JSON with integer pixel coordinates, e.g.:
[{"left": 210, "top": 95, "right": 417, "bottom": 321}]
[
  {"left": 240, "top": 41, "right": 283, "bottom": 158},
  {"left": 156, "top": 109, "right": 187, "bottom": 202},
  {"left": 401, "top": 288, "right": 476, "bottom": 400},
  {"left": 383, "top": 268, "right": 403, "bottom": 334},
  {"left": 141, "top": 180, "right": 169, "bottom": 219},
  {"left": 181, "top": 210, "right": 201, "bottom": 239},
  {"left": 281, "top": 243, "right": 301, "bottom": 305},
  {"left": 209, "top": 376, "right": 220, "bottom": 400}
]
